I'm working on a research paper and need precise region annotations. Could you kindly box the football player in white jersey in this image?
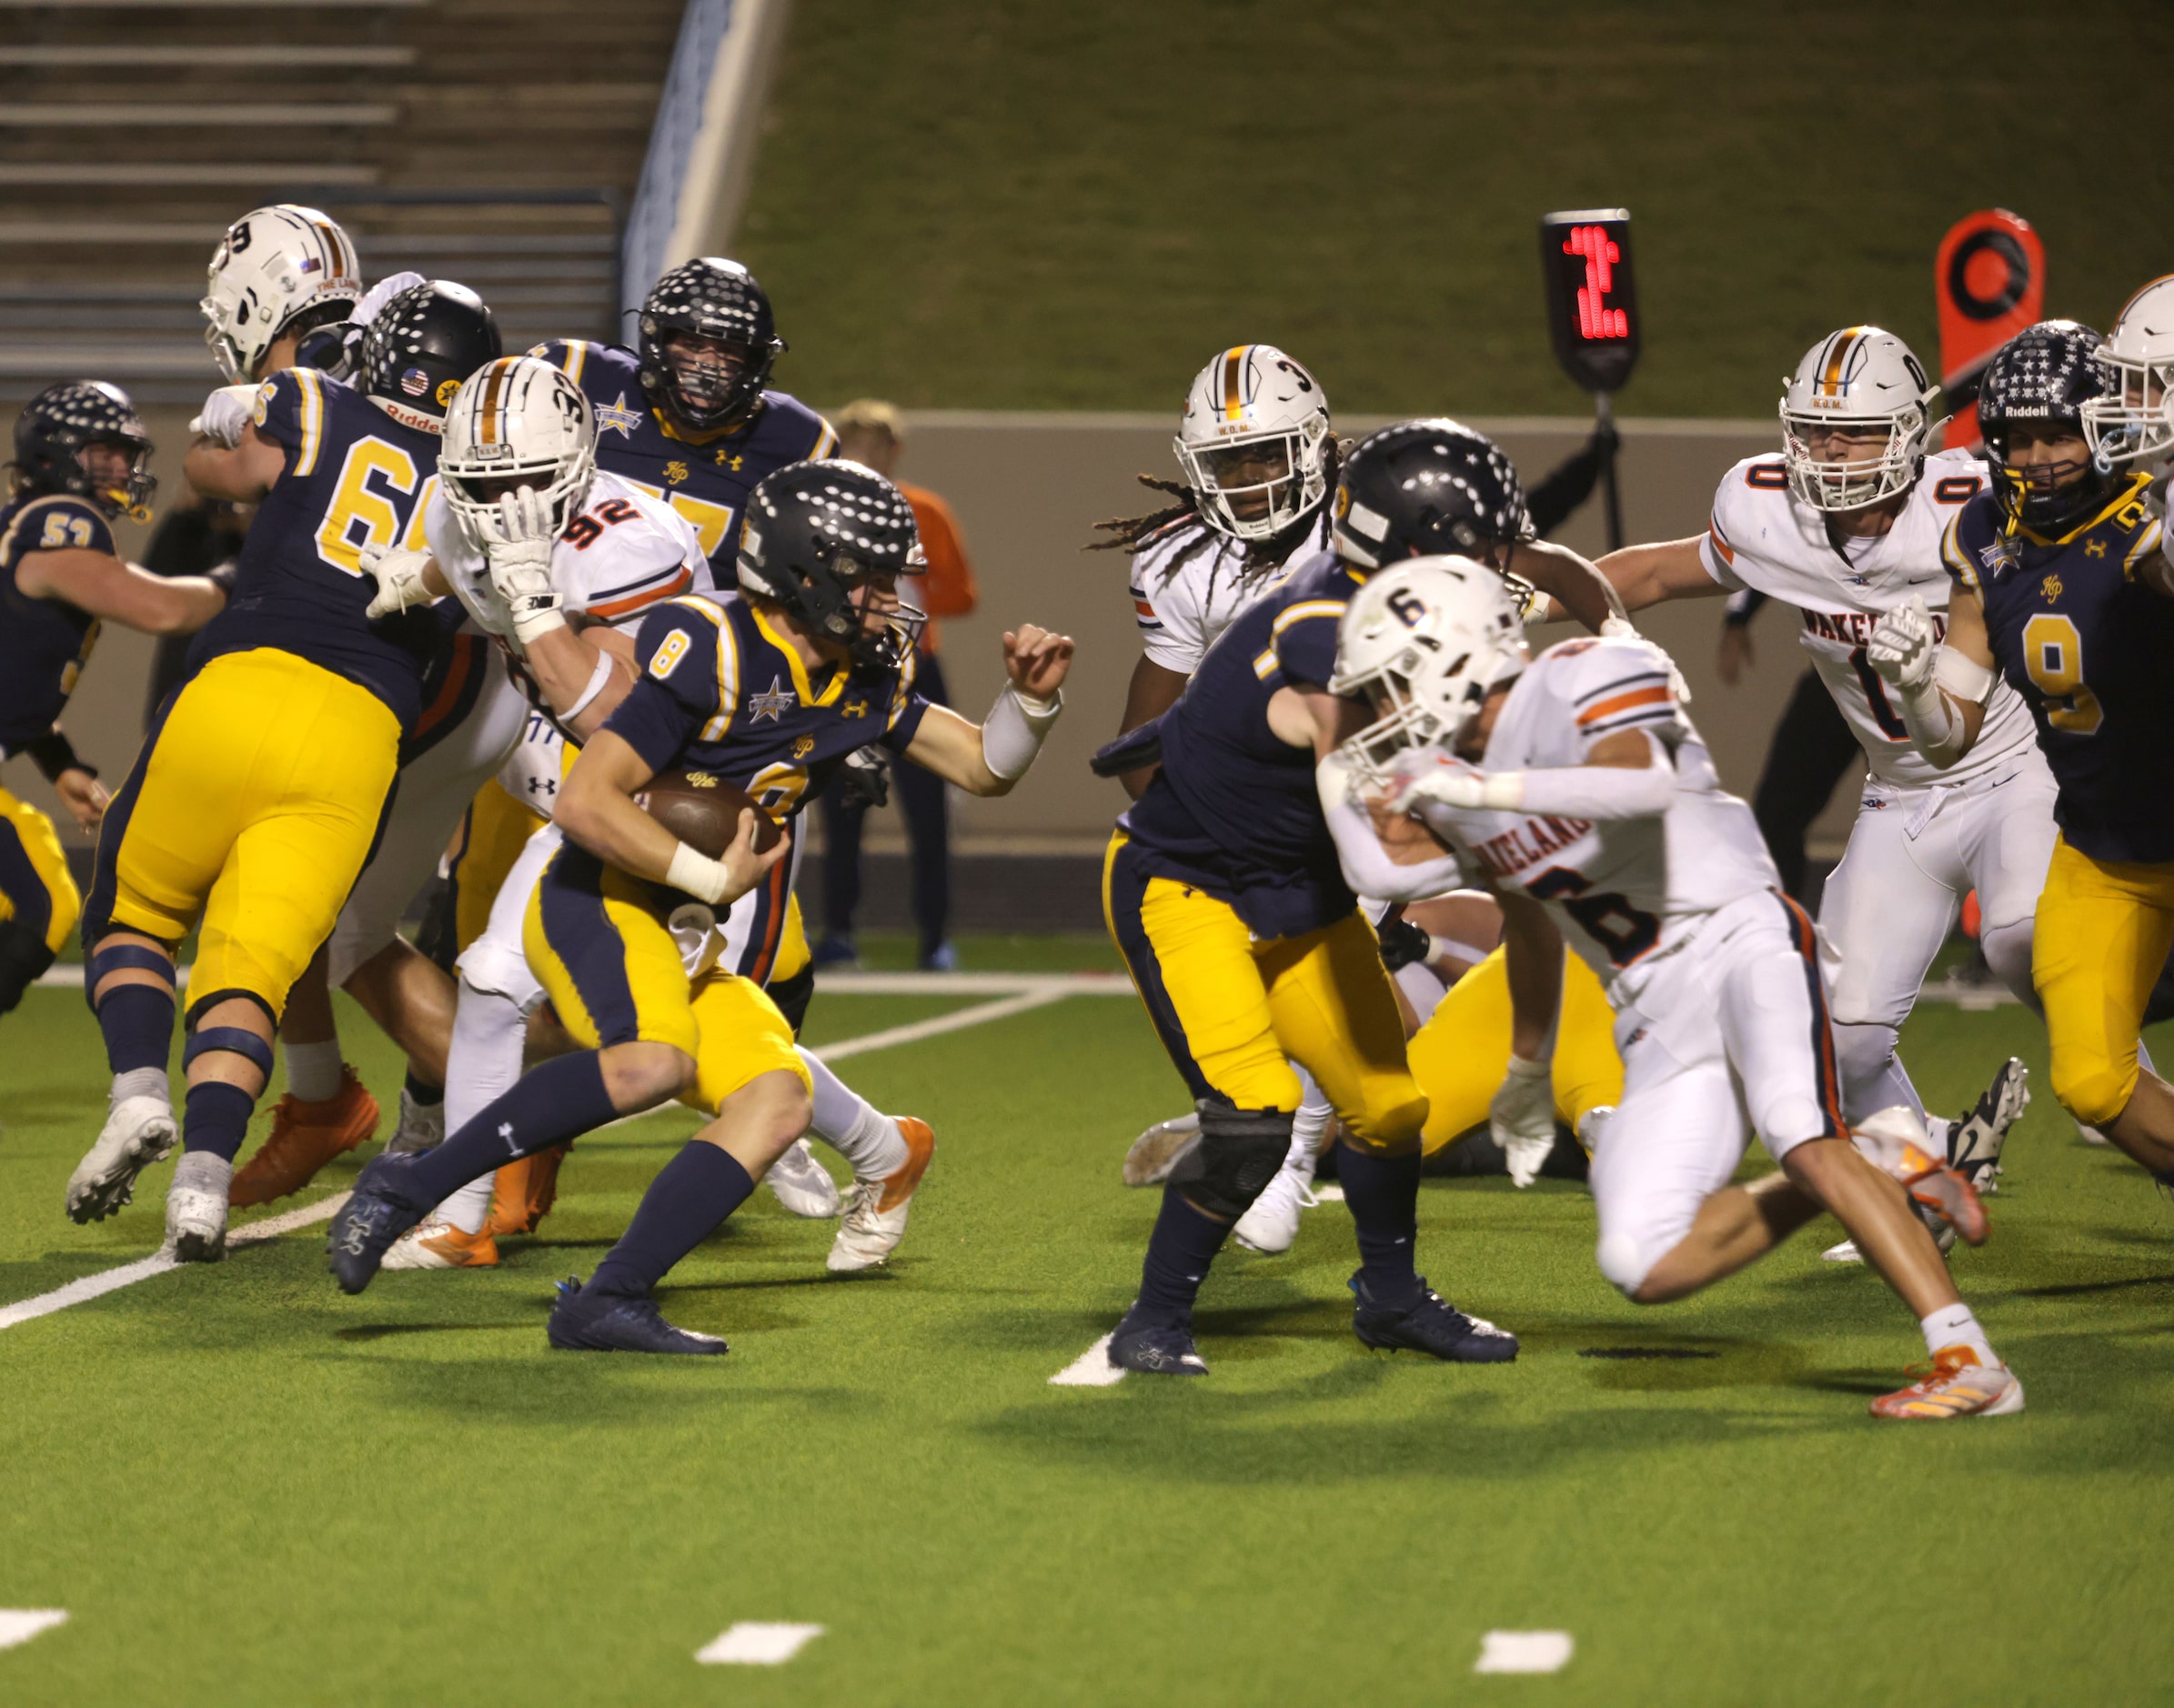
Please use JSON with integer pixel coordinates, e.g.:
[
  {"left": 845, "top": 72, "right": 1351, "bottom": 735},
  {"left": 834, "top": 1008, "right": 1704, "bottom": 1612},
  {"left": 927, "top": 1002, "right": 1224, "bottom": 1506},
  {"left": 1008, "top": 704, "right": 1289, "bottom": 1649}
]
[
  {"left": 360, "top": 357, "right": 923, "bottom": 1273},
  {"left": 2082, "top": 275, "right": 2174, "bottom": 487},
  {"left": 1325, "top": 558, "right": 2021, "bottom": 1420},
  {"left": 1598, "top": 328, "right": 2037, "bottom": 1215}
]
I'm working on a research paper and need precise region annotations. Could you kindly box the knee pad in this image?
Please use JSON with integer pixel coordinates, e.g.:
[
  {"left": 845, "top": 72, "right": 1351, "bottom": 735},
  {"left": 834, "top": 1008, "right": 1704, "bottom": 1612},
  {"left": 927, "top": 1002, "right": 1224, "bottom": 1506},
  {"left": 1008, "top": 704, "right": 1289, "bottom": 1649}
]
[
  {"left": 0, "top": 918, "right": 55, "bottom": 1015},
  {"left": 1169, "top": 1100, "right": 1293, "bottom": 1220},
  {"left": 1595, "top": 1230, "right": 1654, "bottom": 1298},
  {"left": 84, "top": 939, "right": 176, "bottom": 1014}
]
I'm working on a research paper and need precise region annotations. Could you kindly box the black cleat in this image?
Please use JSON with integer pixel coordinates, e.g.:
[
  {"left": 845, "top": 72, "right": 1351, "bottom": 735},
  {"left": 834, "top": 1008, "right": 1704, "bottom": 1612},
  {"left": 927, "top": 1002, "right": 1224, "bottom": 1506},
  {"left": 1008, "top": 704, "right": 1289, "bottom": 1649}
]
[
  {"left": 1948, "top": 1057, "right": 2028, "bottom": 1193},
  {"left": 1108, "top": 1309, "right": 1208, "bottom": 1375},
  {"left": 326, "top": 1154, "right": 432, "bottom": 1294},
  {"left": 546, "top": 1277, "right": 729, "bottom": 1355},
  {"left": 1350, "top": 1273, "right": 1519, "bottom": 1362}
]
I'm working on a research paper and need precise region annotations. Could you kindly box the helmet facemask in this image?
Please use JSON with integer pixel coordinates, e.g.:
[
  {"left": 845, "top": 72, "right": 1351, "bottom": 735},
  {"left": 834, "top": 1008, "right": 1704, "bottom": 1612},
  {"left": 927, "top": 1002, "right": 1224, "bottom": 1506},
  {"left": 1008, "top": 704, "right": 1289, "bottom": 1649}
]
[
  {"left": 1779, "top": 403, "right": 1927, "bottom": 512},
  {"left": 2080, "top": 348, "right": 2174, "bottom": 469},
  {"left": 77, "top": 437, "right": 157, "bottom": 522},
  {"left": 1175, "top": 413, "right": 1331, "bottom": 542}
]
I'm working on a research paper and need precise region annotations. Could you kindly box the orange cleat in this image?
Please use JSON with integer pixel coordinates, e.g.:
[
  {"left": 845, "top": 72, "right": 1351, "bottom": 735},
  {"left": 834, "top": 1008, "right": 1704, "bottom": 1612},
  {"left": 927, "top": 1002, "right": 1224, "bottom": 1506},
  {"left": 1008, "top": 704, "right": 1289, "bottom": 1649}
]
[
  {"left": 229, "top": 1065, "right": 379, "bottom": 1207},
  {"left": 381, "top": 1219, "right": 500, "bottom": 1271},
  {"left": 827, "top": 1116, "right": 936, "bottom": 1272},
  {"left": 487, "top": 1144, "right": 570, "bottom": 1237},
  {"left": 1869, "top": 1345, "right": 2025, "bottom": 1420}
]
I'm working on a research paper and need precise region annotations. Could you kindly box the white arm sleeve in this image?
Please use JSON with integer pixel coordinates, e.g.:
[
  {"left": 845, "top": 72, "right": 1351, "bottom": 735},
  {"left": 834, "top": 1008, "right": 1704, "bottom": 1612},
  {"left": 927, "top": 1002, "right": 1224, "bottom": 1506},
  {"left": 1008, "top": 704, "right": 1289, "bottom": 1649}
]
[
  {"left": 981, "top": 684, "right": 1062, "bottom": 780},
  {"left": 1484, "top": 736, "right": 1677, "bottom": 820},
  {"left": 1316, "top": 749, "right": 1465, "bottom": 903}
]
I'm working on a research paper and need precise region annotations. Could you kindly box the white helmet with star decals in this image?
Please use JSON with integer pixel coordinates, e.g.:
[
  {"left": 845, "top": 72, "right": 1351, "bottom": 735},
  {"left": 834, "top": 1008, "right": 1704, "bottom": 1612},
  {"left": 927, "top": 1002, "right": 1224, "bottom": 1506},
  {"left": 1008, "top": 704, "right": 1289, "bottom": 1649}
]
[
  {"left": 1173, "top": 344, "right": 1332, "bottom": 542},
  {"left": 439, "top": 356, "right": 598, "bottom": 548},
  {"left": 1778, "top": 327, "right": 1939, "bottom": 512},
  {"left": 2081, "top": 276, "right": 2174, "bottom": 468}
]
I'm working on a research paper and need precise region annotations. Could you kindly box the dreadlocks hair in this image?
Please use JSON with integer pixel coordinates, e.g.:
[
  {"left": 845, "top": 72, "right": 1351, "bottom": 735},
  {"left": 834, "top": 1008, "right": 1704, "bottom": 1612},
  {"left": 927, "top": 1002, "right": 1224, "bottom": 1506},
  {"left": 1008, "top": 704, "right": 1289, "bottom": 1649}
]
[{"left": 1087, "top": 437, "right": 1345, "bottom": 601}]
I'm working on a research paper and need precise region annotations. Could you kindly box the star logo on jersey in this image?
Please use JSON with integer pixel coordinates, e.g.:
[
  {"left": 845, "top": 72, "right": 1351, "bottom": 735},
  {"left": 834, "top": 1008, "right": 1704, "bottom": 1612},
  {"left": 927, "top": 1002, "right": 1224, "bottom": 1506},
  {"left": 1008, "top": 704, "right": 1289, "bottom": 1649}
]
[
  {"left": 748, "top": 676, "right": 796, "bottom": 723},
  {"left": 593, "top": 393, "right": 643, "bottom": 438},
  {"left": 664, "top": 460, "right": 690, "bottom": 486},
  {"left": 2085, "top": 538, "right": 2107, "bottom": 558},
  {"left": 2042, "top": 572, "right": 2063, "bottom": 601}
]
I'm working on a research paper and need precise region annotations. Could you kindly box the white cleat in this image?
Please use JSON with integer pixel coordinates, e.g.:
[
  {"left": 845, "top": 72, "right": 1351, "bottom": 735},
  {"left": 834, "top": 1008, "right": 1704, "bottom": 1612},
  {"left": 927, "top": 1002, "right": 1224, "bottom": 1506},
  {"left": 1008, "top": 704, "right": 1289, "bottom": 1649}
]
[
  {"left": 1122, "top": 1112, "right": 1200, "bottom": 1187},
  {"left": 1948, "top": 1057, "right": 2028, "bottom": 1192},
  {"left": 381, "top": 1219, "right": 498, "bottom": 1270},
  {"left": 766, "top": 1138, "right": 842, "bottom": 1219},
  {"left": 1232, "top": 1153, "right": 1319, "bottom": 1255},
  {"left": 383, "top": 1088, "right": 446, "bottom": 1156},
  {"left": 1869, "top": 1345, "right": 2026, "bottom": 1420},
  {"left": 1821, "top": 1240, "right": 1864, "bottom": 1263},
  {"left": 66, "top": 1094, "right": 178, "bottom": 1223},
  {"left": 163, "top": 1153, "right": 230, "bottom": 1263},
  {"left": 828, "top": 1117, "right": 934, "bottom": 1272}
]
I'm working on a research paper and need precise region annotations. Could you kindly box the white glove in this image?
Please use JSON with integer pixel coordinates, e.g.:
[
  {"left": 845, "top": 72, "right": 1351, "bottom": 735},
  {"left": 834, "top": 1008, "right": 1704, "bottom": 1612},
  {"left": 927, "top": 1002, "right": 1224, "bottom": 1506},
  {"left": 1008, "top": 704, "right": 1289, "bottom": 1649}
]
[
  {"left": 485, "top": 488, "right": 563, "bottom": 647},
  {"left": 1489, "top": 1054, "right": 1556, "bottom": 1188},
  {"left": 351, "top": 270, "right": 427, "bottom": 328},
  {"left": 1867, "top": 596, "right": 1937, "bottom": 689},
  {"left": 191, "top": 384, "right": 258, "bottom": 448},
  {"left": 358, "top": 542, "right": 435, "bottom": 618},
  {"left": 1385, "top": 749, "right": 1493, "bottom": 814}
]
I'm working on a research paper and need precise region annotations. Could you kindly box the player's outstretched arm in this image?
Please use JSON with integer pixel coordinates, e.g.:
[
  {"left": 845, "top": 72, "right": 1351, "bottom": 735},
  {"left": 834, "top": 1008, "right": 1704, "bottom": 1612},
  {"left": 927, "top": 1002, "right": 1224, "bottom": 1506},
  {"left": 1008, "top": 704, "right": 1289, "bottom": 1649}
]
[
  {"left": 15, "top": 547, "right": 226, "bottom": 637},
  {"left": 557, "top": 729, "right": 787, "bottom": 905},
  {"left": 1509, "top": 538, "right": 1628, "bottom": 631},
  {"left": 184, "top": 421, "right": 286, "bottom": 504},
  {"left": 1291, "top": 687, "right": 1466, "bottom": 901},
  {"left": 1593, "top": 536, "right": 1718, "bottom": 613},
  {"left": 902, "top": 622, "right": 1074, "bottom": 796},
  {"left": 1490, "top": 888, "right": 1565, "bottom": 1188},
  {"left": 1866, "top": 591, "right": 1990, "bottom": 768},
  {"left": 1391, "top": 727, "right": 1675, "bottom": 821}
]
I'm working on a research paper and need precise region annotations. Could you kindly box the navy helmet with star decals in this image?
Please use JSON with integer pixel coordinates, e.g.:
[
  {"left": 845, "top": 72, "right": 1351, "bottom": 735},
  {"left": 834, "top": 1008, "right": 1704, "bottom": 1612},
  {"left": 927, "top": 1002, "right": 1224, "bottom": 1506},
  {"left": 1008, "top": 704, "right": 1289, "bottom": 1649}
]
[
  {"left": 638, "top": 257, "right": 785, "bottom": 433},
  {"left": 1332, "top": 418, "right": 1528, "bottom": 569},
  {"left": 1977, "top": 319, "right": 2113, "bottom": 533},
  {"left": 736, "top": 459, "right": 925, "bottom": 668},
  {"left": 11, "top": 379, "right": 156, "bottom": 519},
  {"left": 357, "top": 279, "right": 502, "bottom": 435}
]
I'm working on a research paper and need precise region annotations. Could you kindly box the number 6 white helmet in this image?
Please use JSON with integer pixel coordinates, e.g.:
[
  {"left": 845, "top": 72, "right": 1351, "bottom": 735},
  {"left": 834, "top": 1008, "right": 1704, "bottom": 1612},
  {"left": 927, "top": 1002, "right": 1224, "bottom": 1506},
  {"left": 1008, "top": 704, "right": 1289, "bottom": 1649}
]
[
  {"left": 439, "top": 356, "right": 599, "bottom": 548},
  {"left": 1329, "top": 556, "right": 1526, "bottom": 788},
  {"left": 1778, "top": 326, "right": 1938, "bottom": 512},
  {"left": 2080, "top": 276, "right": 2174, "bottom": 468},
  {"left": 200, "top": 204, "right": 364, "bottom": 384},
  {"left": 1173, "top": 344, "right": 1332, "bottom": 541}
]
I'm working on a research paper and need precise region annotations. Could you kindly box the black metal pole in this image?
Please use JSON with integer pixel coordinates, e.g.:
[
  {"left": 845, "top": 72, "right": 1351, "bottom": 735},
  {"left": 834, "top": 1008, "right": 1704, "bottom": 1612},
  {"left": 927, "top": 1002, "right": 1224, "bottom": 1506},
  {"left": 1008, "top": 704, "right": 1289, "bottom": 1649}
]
[{"left": 1595, "top": 389, "right": 1624, "bottom": 553}]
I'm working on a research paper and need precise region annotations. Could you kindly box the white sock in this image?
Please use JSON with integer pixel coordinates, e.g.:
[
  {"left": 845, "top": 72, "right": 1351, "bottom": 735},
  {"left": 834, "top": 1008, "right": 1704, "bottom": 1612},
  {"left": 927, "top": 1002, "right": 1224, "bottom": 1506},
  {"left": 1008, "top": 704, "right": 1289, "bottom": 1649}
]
[
  {"left": 800, "top": 1047, "right": 908, "bottom": 1181},
  {"left": 438, "top": 1175, "right": 495, "bottom": 1236},
  {"left": 437, "top": 980, "right": 532, "bottom": 1233},
  {"left": 284, "top": 1039, "right": 344, "bottom": 1104},
  {"left": 111, "top": 1066, "right": 169, "bottom": 1107},
  {"left": 1918, "top": 1301, "right": 1996, "bottom": 1365},
  {"left": 1290, "top": 1069, "right": 1333, "bottom": 1172}
]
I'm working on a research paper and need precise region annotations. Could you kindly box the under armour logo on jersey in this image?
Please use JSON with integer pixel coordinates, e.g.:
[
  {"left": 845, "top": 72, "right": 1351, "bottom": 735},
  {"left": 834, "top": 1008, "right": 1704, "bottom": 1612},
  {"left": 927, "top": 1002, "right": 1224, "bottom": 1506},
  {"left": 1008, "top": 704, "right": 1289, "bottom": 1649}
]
[
  {"left": 748, "top": 676, "right": 796, "bottom": 722},
  {"left": 716, "top": 449, "right": 743, "bottom": 470},
  {"left": 593, "top": 393, "right": 642, "bottom": 437},
  {"left": 2085, "top": 538, "right": 2107, "bottom": 558}
]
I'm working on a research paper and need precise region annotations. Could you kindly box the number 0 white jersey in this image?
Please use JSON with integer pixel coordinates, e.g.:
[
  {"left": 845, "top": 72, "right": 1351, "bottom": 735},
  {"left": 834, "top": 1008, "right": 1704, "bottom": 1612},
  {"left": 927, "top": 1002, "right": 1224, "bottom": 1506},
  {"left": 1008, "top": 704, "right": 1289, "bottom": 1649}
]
[
  {"left": 1410, "top": 636, "right": 1778, "bottom": 992},
  {"left": 1699, "top": 448, "right": 2038, "bottom": 788},
  {"left": 1129, "top": 519, "right": 1325, "bottom": 673},
  {"left": 424, "top": 469, "right": 710, "bottom": 648}
]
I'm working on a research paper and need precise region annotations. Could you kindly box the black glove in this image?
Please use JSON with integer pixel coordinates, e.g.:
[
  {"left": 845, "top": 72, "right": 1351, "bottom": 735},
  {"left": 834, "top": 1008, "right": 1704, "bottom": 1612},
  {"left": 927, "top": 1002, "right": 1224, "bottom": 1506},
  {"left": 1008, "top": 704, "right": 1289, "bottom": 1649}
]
[
  {"left": 1376, "top": 915, "right": 1431, "bottom": 972},
  {"left": 840, "top": 746, "right": 891, "bottom": 811}
]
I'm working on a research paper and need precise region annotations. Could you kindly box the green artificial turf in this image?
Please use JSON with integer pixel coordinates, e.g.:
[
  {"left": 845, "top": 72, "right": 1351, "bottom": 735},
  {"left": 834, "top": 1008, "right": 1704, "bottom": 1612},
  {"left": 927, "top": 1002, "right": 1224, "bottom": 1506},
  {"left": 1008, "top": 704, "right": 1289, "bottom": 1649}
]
[
  {"left": 741, "top": 1, "right": 2174, "bottom": 417},
  {"left": 2, "top": 958, "right": 2171, "bottom": 1707}
]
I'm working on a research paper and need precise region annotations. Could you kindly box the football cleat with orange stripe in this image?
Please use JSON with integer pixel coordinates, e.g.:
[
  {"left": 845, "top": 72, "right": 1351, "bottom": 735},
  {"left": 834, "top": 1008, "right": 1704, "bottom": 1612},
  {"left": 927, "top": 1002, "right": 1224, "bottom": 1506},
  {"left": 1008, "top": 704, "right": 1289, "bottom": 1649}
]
[
  {"left": 487, "top": 1144, "right": 569, "bottom": 1238},
  {"left": 230, "top": 1064, "right": 378, "bottom": 1207},
  {"left": 1869, "top": 1345, "right": 2024, "bottom": 1420},
  {"left": 826, "top": 1117, "right": 934, "bottom": 1272},
  {"left": 381, "top": 1219, "right": 500, "bottom": 1271}
]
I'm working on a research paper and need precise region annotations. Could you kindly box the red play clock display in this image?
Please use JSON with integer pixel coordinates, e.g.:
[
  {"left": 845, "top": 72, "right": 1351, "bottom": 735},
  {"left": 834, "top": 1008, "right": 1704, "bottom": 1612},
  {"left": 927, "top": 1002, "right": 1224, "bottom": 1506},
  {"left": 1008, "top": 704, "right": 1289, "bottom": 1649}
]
[{"left": 1540, "top": 207, "right": 1641, "bottom": 394}]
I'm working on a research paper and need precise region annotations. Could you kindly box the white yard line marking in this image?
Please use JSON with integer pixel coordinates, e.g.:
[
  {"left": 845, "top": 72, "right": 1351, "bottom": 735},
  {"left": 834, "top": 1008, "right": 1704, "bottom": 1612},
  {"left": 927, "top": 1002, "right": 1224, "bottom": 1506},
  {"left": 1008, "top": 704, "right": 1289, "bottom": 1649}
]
[
  {"left": 814, "top": 969, "right": 1132, "bottom": 998},
  {"left": 1049, "top": 1331, "right": 1124, "bottom": 1387},
  {"left": 0, "top": 1610, "right": 69, "bottom": 1652},
  {"left": 1474, "top": 1631, "right": 1574, "bottom": 1674},
  {"left": 1313, "top": 1182, "right": 1346, "bottom": 1203},
  {"left": 0, "top": 990, "right": 1086, "bottom": 1331},
  {"left": 695, "top": 1622, "right": 824, "bottom": 1665}
]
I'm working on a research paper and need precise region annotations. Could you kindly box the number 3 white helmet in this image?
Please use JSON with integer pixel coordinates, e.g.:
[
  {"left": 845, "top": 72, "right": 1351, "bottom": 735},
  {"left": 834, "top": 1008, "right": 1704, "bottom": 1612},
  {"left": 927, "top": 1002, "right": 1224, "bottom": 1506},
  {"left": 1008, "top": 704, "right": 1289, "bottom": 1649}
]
[
  {"left": 1173, "top": 344, "right": 1332, "bottom": 542},
  {"left": 200, "top": 204, "right": 364, "bottom": 384},
  {"left": 1329, "top": 556, "right": 1526, "bottom": 787},
  {"left": 2081, "top": 276, "right": 2174, "bottom": 468},
  {"left": 439, "top": 356, "right": 599, "bottom": 548},
  {"left": 1778, "top": 327, "right": 1938, "bottom": 512}
]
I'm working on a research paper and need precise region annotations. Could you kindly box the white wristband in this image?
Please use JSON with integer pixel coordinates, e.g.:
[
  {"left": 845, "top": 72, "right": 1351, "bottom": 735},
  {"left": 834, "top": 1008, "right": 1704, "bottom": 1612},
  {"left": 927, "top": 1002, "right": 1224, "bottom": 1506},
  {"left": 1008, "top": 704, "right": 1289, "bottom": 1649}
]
[
  {"left": 665, "top": 840, "right": 730, "bottom": 905},
  {"left": 981, "top": 683, "right": 1062, "bottom": 781},
  {"left": 1933, "top": 645, "right": 1997, "bottom": 706},
  {"left": 510, "top": 601, "right": 566, "bottom": 649},
  {"left": 558, "top": 648, "right": 615, "bottom": 724}
]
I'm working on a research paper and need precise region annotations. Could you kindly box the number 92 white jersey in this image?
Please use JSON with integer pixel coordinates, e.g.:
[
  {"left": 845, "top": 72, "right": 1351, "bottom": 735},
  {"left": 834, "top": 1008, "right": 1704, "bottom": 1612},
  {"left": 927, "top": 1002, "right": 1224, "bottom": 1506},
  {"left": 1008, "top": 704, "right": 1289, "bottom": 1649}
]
[
  {"left": 1411, "top": 636, "right": 1779, "bottom": 995},
  {"left": 1699, "top": 448, "right": 2039, "bottom": 789}
]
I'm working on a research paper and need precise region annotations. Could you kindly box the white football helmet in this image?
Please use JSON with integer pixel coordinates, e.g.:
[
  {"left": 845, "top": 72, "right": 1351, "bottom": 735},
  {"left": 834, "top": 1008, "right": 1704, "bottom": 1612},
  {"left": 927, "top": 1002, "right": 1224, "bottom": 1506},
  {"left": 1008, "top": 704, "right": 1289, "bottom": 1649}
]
[
  {"left": 1778, "top": 327, "right": 1937, "bottom": 512},
  {"left": 1329, "top": 556, "right": 1526, "bottom": 788},
  {"left": 439, "top": 356, "right": 599, "bottom": 548},
  {"left": 200, "top": 204, "right": 364, "bottom": 384},
  {"left": 2081, "top": 276, "right": 2174, "bottom": 468},
  {"left": 1173, "top": 344, "right": 1331, "bottom": 541}
]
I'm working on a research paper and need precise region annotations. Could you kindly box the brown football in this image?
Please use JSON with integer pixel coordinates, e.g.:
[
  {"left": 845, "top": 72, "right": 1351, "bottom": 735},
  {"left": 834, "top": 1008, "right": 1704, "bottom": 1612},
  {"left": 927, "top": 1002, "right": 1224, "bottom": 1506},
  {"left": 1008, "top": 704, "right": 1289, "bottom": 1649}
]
[{"left": 637, "top": 769, "right": 781, "bottom": 859}]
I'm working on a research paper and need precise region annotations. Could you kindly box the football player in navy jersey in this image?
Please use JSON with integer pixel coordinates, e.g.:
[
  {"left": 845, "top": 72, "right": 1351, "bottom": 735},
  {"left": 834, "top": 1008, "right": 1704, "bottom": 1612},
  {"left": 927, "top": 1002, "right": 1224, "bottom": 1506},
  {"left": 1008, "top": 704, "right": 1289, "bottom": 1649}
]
[
  {"left": 533, "top": 256, "right": 836, "bottom": 578},
  {"left": 0, "top": 383, "right": 229, "bottom": 1017},
  {"left": 327, "top": 460, "right": 1073, "bottom": 1354},
  {"left": 1867, "top": 320, "right": 2174, "bottom": 1191},
  {"left": 65, "top": 282, "right": 501, "bottom": 1261}
]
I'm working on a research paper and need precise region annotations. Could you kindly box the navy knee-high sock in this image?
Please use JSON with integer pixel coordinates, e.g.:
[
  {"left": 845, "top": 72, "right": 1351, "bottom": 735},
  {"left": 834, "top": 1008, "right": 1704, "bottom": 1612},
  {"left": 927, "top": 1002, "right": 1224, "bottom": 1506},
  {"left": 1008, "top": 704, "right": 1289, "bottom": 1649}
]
[
  {"left": 100, "top": 984, "right": 174, "bottom": 1079},
  {"left": 402, "top": 1053, "right": 618, "bottom": 1206},
  {"left": 1132, "top": 1187, "right": 1232, "bottom": 1327},
  {"left": 589, "top": 1142, "right": 754, "bottom": 1299},
  {"left": 1338, "top": 1140, "right": 1422, "bottom": 1306},
  {"left": 183, "top": 1081, "right": 257, "bottom": 1161}
]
